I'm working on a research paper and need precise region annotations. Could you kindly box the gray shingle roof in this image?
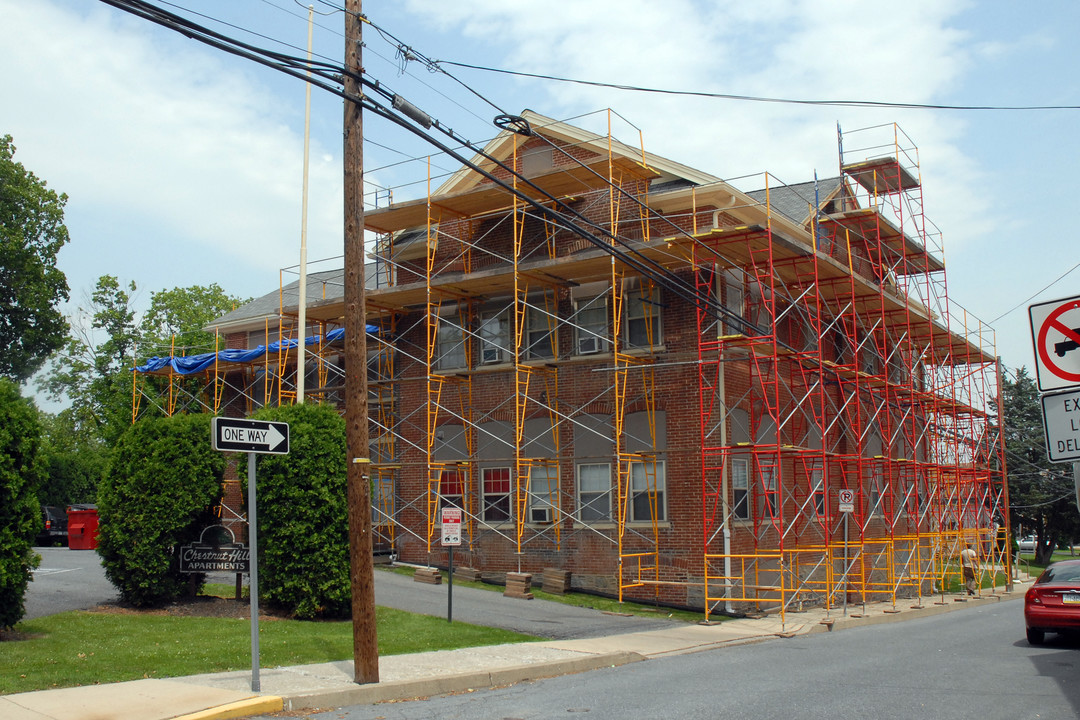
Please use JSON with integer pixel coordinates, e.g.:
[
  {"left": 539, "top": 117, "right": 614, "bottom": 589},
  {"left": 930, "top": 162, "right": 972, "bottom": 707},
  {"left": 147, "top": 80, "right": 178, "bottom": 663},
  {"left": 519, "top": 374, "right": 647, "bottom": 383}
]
[
  {"left": 746, "top": 177, "right": 842, "bottom": 225},
  {"left": 208, "top": 264, "right": 377, "bottom": 330}
]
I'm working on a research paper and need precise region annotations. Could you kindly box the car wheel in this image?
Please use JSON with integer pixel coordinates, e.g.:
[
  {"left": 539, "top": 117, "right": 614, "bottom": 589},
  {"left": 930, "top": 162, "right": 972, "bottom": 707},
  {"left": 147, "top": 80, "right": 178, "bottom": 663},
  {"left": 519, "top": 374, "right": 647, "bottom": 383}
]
[{"left": 1027, "top": 627, "right": 1045, "bottom": 645}]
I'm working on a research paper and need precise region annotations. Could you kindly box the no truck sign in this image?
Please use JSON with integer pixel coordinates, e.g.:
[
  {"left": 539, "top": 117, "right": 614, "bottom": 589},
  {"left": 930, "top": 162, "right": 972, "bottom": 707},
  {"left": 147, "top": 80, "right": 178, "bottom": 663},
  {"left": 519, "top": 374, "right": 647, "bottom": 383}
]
[{"left": 1030, "top": 295, "right": 1080, "bottom": 392}]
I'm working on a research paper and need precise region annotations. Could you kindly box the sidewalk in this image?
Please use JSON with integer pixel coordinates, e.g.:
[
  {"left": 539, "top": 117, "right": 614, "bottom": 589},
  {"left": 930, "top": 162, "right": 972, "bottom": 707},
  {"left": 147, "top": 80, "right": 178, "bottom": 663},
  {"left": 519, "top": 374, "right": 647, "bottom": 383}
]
[{"left": 0, "top": 580, "right": 1032, "bottom": 720}]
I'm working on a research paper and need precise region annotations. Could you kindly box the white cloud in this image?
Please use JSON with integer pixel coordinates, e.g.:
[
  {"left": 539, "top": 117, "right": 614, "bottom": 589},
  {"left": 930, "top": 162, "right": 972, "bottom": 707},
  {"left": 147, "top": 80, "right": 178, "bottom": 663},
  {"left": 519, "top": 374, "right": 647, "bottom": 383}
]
[{"left": 0, "top": 0, "right": 343, "bottom": 300}]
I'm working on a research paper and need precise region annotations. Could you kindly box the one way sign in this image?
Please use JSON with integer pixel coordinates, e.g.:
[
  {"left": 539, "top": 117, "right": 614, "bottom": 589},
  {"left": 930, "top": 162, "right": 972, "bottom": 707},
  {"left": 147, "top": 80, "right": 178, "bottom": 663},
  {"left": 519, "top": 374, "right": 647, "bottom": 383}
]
[{"left": 212, "top": 417, "right": 290, "bottom": 455}]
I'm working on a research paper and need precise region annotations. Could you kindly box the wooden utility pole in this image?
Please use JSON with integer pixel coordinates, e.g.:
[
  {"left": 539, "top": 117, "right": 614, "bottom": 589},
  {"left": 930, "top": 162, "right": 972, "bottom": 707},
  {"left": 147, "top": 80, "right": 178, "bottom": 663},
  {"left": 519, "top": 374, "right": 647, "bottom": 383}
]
[{"left": 343, "top": 0, "right": 378, "bottom": 684}]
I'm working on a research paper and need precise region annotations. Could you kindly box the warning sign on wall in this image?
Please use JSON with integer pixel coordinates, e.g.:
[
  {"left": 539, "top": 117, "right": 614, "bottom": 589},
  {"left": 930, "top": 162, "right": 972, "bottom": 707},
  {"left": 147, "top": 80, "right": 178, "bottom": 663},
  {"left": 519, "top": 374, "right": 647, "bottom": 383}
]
[{"left": 1029, "top": 295, "right": 1080, "bottom": 392}]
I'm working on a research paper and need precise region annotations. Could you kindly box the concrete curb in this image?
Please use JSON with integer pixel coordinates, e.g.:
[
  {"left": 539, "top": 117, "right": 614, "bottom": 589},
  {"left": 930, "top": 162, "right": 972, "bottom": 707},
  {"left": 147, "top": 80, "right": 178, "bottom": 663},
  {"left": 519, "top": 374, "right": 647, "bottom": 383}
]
[
  {"left": 173, "top": 696, "right": 283, "bottom": 720},
  {"left": 279, "top": 650, "right": 645, "bottom": 711},
  {"left": 803, "top": 588, "right": 1023, "bottom": 635}
]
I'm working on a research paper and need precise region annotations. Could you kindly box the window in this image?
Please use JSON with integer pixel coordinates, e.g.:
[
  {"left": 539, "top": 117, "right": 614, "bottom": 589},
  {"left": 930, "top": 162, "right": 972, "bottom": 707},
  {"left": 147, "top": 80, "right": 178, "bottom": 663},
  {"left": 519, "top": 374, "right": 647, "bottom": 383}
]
[
  {"left": 624, "top": 278, "right": 662, "bottom": 348},
  {"left": 578, "top": 463, "right": 611, "bottom": 521},
  {"left": 867, "top": 469, "right": 884, "bottom": 516},
  {"left": 479, "top": 309, "right": 510, "bottom": 364},
  {"left": 574, "top": 297, "right": 608, "bottom": 355},
  {"left": 436, "top": 317, "right": 466, "bottom": 370},
  {"left": 720, "top": 268, "right": 746, "bottom": 336},
  {"left": 761, "top": 464, "right": 778, "bottom": 518},
  {"left": 439, "top": 469, "right": 466, "bottom": 513},
  {"left": 528, "top": 465, "right": 558, "bottom": 523},
  {"left": 732, "top": 458, "right": 750, "bottom": 520},
  {"left": 629, "top": 461, "right": 665, "bottom": 523},
  {"left": 482, "top": 467, "right": 511, "bottom": 522},
  {"left": 372, "top": 476, "right": 395, "bottom": 526},
  {"left": 526, "top": 306, "right": 555, "bottom": 359},
  {"left": 811, "top": 464, "right": 825, "bottom": 517}
]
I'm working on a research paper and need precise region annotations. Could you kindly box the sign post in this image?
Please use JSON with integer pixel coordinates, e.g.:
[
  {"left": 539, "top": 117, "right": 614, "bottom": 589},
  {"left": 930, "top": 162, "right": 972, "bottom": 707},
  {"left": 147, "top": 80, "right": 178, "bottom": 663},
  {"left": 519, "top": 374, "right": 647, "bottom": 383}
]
[
  {"left": 212, "top": 417, "right": 290, "bottom": 692},
  {"left": 838, "top": 489, "right": 855, "bottom": 616},
  {"left": 1030, "top": 295, "right": 1080, "bottom": 514},
  {"left": 441, "top": 507, "right": 462, "bottom": 623}
]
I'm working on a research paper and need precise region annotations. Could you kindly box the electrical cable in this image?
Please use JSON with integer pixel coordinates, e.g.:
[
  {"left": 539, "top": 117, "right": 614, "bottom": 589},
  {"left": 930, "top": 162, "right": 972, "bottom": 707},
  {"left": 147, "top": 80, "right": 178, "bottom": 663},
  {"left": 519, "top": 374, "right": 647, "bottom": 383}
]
[
  {"left": 989, "top": 260, "right": 1080, "bottom": 324},
  {"left": 95, "top": 1, "right": 870, "bottom": 344},
  {"left": 438, "top": 59, "right": 1080, "bottom": 112}
]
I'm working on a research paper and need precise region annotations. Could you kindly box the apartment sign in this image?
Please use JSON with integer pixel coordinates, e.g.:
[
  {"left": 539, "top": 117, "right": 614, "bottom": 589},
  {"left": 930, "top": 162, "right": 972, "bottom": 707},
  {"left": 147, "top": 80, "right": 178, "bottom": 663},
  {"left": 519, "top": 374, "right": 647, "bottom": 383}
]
[
  {"left": 1030, "top": 295, "right": 1080, "bottom": 392},
  {"left": 179, "top": 525, "right": 250, "bottom": 573}
]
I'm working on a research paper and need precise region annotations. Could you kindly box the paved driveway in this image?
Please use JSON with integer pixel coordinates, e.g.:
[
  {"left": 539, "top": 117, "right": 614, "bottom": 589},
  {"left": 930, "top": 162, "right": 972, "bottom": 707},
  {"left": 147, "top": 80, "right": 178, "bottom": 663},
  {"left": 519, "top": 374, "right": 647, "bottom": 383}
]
[
  {"left": 373, "top": 567, "right": 686, "bottom": 639},
  {"left": 25, "top": 547, "right": 117, "bottom": 620}
]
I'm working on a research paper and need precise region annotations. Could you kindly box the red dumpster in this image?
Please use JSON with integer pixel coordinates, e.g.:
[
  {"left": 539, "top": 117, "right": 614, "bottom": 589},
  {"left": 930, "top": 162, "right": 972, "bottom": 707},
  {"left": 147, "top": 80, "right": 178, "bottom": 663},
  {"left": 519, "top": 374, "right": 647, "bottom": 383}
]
[{"left": 67, "top": 504, "right": 99, "bottom": 550}]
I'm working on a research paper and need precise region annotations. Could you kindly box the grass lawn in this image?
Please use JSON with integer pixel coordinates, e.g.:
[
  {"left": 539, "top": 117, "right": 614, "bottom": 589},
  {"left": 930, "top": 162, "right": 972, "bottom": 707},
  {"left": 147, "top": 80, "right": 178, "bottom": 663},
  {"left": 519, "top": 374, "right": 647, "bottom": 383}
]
[
  {"left": 1016, "top": 548, "right": 1080, "bottom": 576},
  {"left": 0, "top": 606, "right": 536, "bottom": 696},
  {"left": 1, "top": 564, "right": 710, "bottom": 696}
]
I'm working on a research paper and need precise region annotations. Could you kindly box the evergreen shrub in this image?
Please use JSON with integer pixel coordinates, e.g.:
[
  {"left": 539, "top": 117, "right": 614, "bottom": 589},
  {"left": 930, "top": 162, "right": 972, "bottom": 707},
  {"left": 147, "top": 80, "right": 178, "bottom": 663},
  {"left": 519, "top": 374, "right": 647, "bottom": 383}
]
[
  {"left": 97, "top": 413, "right": 224, "bottom": 607},
  {"left": 252, "top": 402, "right": 349, "bottom": 619},
  {"left": 0, "top": 379, "right": 44, "bottom": 628}
]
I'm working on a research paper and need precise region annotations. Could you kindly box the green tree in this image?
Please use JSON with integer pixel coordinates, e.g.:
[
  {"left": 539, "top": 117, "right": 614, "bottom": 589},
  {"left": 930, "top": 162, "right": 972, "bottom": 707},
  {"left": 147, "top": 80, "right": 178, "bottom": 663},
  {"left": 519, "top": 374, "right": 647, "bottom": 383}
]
[
  {"left": 42, "top": 275, "right": 139, "bottom": 447},
  {"left": 97, "top": 414, "right": 224, "bottom": 607},
  {"left": 0, "top": 378, "right": 44, "bottom": 628},
  {"left": 1003, "top": 366, "right": 1080, "bottom": 564},
  {"left": 139, "top": 283, "right": 244, "bottom": 358},
  {"left": 0, "top": 134, "right": 70, "bottom": 382},
  {"left": 36, "top": 408, "right": 107, "bottom": 507}
]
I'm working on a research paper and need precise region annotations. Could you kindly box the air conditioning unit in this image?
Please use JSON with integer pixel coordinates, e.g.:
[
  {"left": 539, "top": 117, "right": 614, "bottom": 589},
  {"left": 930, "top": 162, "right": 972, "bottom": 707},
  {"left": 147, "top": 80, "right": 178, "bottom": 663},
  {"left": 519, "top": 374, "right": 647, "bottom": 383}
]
[
  {"left": 577, "top": 335, "right": 601, "bottom": 355},
  {"left": 482, "top": 347, "right": 503, "bottom": 364},
  {"left": 530, "top": 506, "right": 552, "bottom": 523}
]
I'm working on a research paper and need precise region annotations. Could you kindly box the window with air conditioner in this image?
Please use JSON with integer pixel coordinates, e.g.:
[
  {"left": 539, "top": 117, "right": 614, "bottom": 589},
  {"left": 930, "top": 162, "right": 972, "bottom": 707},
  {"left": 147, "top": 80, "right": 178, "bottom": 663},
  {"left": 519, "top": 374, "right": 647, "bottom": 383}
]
[
  {"left": 574, "top": 296, "right": 608, "bottom": 355},
  {"left": 528, "top": 465, "right": 558, "bottom": 523},
  {"left": 479, "top": 309, "right": 510, "bottom": 365}
]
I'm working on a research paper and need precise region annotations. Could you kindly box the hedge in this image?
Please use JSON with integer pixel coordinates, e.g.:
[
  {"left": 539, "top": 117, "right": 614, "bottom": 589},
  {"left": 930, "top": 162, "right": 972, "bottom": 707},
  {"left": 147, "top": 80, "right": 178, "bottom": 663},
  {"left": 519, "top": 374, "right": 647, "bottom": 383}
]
[
  {"left": 97, "top": 414, "right": 224, "bottom": 607},
  {"left": 0, "top": 379, "right": 44, "bottom": 628},
  {"left": 252, "top": 403, "right": 349, "bottom": 619}
]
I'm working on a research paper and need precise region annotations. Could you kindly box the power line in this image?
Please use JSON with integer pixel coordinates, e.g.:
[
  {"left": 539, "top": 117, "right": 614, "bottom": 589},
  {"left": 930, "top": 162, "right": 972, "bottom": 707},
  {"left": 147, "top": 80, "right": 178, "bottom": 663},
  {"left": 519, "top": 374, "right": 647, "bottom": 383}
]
[
  {"left": 989, "top": 260, "right": 1080, "bottom": 324},
  {"left": 97, "top": 0, "right": 754, "bottom": 333},
  {"left": 437, "top": 59, "right": 1080, "bottom": 112}
]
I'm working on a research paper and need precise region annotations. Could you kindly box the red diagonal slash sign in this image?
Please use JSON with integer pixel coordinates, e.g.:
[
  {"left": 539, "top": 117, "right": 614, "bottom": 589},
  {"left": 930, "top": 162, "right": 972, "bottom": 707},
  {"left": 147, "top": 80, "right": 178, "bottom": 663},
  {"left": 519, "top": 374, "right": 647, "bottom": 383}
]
[{"left": 1037, "top": 300, "right": 1080, "bottom": 385}]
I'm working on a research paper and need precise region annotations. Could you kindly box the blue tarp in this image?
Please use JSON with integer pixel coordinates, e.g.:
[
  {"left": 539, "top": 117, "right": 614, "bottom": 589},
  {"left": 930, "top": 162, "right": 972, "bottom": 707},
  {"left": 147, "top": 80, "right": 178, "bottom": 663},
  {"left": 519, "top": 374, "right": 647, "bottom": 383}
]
[{"left": 134, "top": 326, "right": 374, "bottom": 376}]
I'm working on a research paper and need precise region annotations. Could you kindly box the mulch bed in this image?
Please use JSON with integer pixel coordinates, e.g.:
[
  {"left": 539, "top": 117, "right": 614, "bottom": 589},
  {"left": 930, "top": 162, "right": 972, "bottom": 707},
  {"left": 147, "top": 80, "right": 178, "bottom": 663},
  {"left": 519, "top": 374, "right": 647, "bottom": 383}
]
[{"left": 86, "top": 595, "right": 293, "bottom": 620}]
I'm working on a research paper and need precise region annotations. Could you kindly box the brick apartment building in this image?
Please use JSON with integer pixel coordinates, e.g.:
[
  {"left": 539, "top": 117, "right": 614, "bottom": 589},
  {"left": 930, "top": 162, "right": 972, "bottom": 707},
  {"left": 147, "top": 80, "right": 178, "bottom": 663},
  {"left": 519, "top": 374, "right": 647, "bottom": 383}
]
[{"left": 141, "top": 110, "right": 1008, "bottom": 618}]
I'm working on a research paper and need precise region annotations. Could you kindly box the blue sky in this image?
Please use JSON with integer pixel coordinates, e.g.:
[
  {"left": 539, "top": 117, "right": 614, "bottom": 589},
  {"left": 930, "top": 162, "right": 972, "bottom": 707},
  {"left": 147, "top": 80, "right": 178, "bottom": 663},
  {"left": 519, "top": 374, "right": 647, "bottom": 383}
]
[{"left": 2, "top": 0, "right": 1078, "bottom": 378}]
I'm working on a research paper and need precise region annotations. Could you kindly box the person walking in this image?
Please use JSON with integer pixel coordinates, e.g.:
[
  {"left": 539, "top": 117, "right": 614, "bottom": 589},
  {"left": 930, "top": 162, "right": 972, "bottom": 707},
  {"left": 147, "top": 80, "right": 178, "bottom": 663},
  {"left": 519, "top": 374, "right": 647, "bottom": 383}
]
[{"left": 960, "top": 543, "right": 979, "bottom": 596}]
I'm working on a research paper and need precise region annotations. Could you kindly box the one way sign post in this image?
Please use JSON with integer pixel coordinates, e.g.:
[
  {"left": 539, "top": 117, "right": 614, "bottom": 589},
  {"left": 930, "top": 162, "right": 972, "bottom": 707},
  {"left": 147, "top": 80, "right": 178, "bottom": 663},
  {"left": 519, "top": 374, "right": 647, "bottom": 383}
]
[
  {"left": 210, "top": 416, "right": 289, "bottom": 694},
  {"left": 212, "top": 417, "right": 290, "bottom": 455}
]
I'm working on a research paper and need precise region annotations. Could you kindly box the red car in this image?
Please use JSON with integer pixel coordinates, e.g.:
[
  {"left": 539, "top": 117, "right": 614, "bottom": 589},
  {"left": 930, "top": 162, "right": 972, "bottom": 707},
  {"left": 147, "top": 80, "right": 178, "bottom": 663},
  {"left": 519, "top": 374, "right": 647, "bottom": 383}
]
[{"left": 1025, "top": 559, "right": 1080, "bottom": 644}]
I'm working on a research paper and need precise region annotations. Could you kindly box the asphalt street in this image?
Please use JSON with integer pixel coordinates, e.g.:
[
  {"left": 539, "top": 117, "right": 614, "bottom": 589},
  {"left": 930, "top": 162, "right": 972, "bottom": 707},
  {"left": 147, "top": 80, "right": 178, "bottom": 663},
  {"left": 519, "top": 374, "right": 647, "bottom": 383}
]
[{"left": 289, "top": 597, "right": 1080, "bottom": 720}]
